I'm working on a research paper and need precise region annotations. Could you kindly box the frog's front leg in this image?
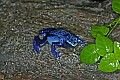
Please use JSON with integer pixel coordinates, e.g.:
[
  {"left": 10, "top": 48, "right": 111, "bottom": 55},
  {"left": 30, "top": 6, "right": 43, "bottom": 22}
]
[
  {"left": 33, "top": 36, "right": 47, "bottom": 54},
  {"left": 47, "top": 36, "right": 64, "bottom": 59},
  {"left": 51, "top": 42, "right": 62, "bottom": 59}
]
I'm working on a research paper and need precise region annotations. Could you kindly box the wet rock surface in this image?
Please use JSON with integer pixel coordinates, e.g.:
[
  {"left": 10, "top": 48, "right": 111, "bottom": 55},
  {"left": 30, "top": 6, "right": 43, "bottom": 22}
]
[{"left": 0, "top": 0, "right": 120, "bottom": 80}]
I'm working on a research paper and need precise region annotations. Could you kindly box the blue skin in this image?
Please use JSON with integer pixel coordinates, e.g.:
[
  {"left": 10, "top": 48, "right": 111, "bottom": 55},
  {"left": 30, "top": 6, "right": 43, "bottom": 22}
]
[{"left": 33, "top": 28, "right": 87, "bottom": 59}]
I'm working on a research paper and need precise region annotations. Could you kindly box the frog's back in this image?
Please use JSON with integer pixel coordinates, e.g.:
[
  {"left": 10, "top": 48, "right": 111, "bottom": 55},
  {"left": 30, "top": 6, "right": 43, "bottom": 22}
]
[{"left": 49, "top": 30, "right": 70, "bottom": 37}]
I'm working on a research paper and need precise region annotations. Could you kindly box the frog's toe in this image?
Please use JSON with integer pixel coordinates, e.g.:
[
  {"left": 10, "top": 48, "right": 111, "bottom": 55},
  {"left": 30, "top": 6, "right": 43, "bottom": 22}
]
[
  {"left": 83, "top": 40, "right": 87, "bottom": 44},
  {"left": 55, "top": 52, "right": 62, "bottom": 59},
  {"left": 78, "top": 40, "right": 87, "bottom": 46},
  {"left": 81, "top": 40, "right": 87, "bottom": 46},
  {"left": 52, "top": 51, "right": 62, "bottom": 59}
]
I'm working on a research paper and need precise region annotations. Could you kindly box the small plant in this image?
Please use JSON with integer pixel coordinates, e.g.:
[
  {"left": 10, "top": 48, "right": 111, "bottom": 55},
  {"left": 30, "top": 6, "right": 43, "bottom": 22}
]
[{"left": 80, "top": 0, "right": 120, "bottom": 72}]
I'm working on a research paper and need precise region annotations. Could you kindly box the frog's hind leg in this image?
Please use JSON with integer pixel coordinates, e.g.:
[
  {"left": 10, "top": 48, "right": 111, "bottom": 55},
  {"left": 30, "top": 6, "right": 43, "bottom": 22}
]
[
  {"left": 33, "top": 36, "right": 47, "bottom": 54},
  {"left": 78, "top": 39, "right": 87, "bottom": 46},
  {"left": 51, "top": 42, "right": 62, "bottom": 59}
]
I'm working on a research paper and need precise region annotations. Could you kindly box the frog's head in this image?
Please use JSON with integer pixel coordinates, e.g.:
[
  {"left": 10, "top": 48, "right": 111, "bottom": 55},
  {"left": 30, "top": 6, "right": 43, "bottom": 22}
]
[
  {"left": 66, "top": 34, "right": 87, "bottom": 47},
  {"left": 39, "top": 28, "right": 55, "bottom": 36},
  {"left": 39, "top": 30, "right": 46, "bottom": 36}
]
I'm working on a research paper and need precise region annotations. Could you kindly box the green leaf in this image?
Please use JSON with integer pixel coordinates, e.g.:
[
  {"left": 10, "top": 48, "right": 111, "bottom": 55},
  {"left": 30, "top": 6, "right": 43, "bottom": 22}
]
[
  {"left": 96, "top": 34, "right": 113, "bottom": 56},
  {"left": 98, "top": 53, "right": 119, "bottom": 72},
  {"left": 112, "top": 0, "right": 120, "bottom": 14},
  {"left": 91, "top": 25, "right": 109, "bottom": 38},
  {"left": 80, "top": 44, "right": 100, "bottom": 64},
  {"left": 114, "top": 41, "right": 120, "bottom": 60}
]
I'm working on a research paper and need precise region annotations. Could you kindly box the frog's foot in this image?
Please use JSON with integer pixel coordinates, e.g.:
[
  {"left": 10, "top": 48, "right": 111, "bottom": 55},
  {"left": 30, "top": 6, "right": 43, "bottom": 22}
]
[
  {"left": 33, "top": 36, "right": 47, "bottom": 54},
  {"left": 53, "top": 52, "right": 62, "bottom": 59},
  {"left": 51, "top": 42, "right": 62, "bottom": 59},
  {"left": 78, "top": 39, "right": 87, "bottom": 46}
]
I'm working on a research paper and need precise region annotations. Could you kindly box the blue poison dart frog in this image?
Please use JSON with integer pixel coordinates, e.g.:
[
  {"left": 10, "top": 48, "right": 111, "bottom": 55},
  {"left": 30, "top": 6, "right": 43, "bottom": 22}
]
[{"left": 33, "top": 28, "right": 87, "bottom": 59}]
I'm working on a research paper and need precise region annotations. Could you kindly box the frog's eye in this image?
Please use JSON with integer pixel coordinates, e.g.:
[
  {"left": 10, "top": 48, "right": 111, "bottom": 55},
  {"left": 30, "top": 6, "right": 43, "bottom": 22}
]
[
  {"left": 41, "top": 31, "right": 44, "bottom": 33},
  {"left": 39, "top": 30, "right": 44, "bottom": 34}
]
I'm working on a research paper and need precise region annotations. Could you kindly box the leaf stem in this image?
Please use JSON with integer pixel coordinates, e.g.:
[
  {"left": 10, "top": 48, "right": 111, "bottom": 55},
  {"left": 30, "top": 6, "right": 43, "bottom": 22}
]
[{"left": 107, "top": 17, "right": 120, "bottom": 37}]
